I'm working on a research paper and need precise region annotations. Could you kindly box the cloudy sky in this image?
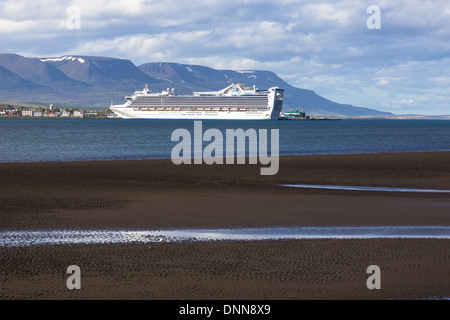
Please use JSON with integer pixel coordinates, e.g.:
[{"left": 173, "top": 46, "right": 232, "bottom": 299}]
[{"left": 1, "top": 0, "right": 449, "bottom": 115}]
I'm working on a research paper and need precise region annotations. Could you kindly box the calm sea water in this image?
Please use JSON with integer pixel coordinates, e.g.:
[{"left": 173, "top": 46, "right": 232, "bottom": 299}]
[{"left": 0, "top": 118, "right": 449, "bottom": 162}]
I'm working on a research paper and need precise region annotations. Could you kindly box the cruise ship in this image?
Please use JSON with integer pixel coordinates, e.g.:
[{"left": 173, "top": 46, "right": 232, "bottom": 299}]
[{"left": 109, "top": 83, "right": 284, "bottom": 120}]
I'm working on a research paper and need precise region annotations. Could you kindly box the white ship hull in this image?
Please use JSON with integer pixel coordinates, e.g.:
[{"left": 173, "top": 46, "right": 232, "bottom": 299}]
[
  {"left": 111, "top": 106, "right": 278, "bottom": 120},
  {"left": 109, "top": 83, "right": 284, "bottom": 120}
]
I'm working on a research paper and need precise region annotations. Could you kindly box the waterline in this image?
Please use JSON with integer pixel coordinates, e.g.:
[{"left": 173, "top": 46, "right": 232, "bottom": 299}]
[
  {"left": 0, "top": 226, "right": 449, "bottom": 247},
  {"left": 281, "top": 184, "right": 450, "bottom": 193}
]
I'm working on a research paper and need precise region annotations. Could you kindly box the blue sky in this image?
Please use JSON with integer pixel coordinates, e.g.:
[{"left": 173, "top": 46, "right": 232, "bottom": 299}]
[{"left": 1, "top": 0, "right": 449, "bottom": 115}]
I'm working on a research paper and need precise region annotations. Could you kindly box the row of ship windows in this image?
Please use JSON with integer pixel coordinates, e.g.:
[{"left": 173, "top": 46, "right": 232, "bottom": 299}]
[
  {"left": 133, "top": 102, "right": 270, "bottom": 105},
  {"left": 133, "top": 98, "right": 268, "bottom": 104},
  {"left": 132, "top": 107, "right": 269, "bottom": 111},
  {"left": 131, "top": 103, "right": 268, "bottom": 108},
  {"left": 132, "top": 105, "right": 269, "bottom": 109},
  {"left": 135, "top": 97, "right": 269, "bottom": 100}
]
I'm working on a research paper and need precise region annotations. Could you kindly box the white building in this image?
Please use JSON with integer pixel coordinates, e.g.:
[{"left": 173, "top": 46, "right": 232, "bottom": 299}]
[
  {"left": 22, "top": 109, "right": 33, "bottom": 117},
  {"left": 73, "top": 111, "right": 84, "bottom": 118}
]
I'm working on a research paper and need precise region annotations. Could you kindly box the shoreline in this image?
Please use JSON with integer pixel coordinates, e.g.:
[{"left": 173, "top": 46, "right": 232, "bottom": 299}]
[
  {"left": 1, "top": 148, "right": 450, "bottom": 165},
  {"left": 1, "top": 151, "right": 449, "bottom": 299}
]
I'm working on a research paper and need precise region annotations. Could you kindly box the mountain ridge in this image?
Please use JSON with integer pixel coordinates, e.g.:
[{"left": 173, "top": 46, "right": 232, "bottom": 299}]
[
  {"left": 138, "top": 62, "right": 390, "bottom": 117},
  {"left": 0, "top": 54, "right": 90, "bottom": 90},
  {"left": 41, "top": 55, "right": 158, "bottom": 85},
  {"left": 0, "top": 53, "right": 391, "bottom": 116}
]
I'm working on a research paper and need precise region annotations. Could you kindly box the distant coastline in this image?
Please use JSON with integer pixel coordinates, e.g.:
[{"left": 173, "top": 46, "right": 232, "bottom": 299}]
[
  {"left": 349, "top": 114, "right": 450, "bottom": 120},
  {"left": 0, "top": 103, "right": 117, "bottom": 119},
  {"left": 2, "top": 103, "right": 449, "bottom": 120}
]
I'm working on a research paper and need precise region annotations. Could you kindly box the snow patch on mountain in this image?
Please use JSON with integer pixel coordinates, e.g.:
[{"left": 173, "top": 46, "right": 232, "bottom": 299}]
[{"left": 41, "top": 56, "right": 85, "bottom": 64}]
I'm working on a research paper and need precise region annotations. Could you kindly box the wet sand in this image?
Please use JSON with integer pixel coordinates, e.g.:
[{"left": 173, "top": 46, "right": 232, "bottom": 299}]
[{"left": 0, "top": 152, "right": 449, "bottom": 299}]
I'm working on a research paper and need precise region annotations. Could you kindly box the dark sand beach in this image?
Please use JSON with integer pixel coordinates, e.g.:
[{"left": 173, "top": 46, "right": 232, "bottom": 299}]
[{"left": 0, "top": 152, "right": 449, "bottom": 299}]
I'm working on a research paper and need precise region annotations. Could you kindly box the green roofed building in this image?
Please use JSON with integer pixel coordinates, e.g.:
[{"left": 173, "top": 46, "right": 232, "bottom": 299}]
[{"left": 284, "top": 109, "right": 306, "bottom": 119}]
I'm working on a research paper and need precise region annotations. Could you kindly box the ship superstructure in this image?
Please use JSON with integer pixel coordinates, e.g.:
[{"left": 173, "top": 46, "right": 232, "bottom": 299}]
[{"left": 109, "top": 83, "right": 284, "bottom": 120}]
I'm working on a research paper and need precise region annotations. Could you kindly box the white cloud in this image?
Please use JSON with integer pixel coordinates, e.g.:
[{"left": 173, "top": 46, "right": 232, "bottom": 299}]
[
  {"left": 376, "top": 79, "right": 390, "bottom": 86},
  {"left": 301, "top": 3, "right": 357, "bottom": 27},
  {"left": 0, "top": 19, "right": 44, "bottom": 33}
]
